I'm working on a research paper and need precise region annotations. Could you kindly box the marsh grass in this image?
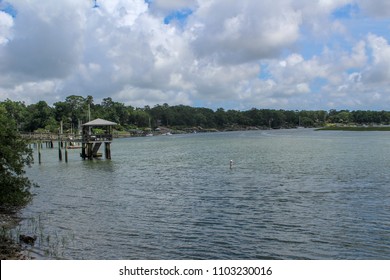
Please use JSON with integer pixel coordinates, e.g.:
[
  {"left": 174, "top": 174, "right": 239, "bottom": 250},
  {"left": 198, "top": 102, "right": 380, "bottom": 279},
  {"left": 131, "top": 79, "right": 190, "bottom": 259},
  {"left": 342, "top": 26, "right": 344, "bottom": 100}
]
[{"left": 6, "top": 214, "right": 75, "bottom": 259}]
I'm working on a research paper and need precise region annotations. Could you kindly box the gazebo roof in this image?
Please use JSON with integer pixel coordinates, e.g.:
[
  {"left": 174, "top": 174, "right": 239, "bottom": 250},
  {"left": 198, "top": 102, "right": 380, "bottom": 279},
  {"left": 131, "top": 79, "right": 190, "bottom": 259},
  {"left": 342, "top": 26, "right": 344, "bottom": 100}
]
[{"left": 82, "top": 118, "right": 117, "bottom": 127}]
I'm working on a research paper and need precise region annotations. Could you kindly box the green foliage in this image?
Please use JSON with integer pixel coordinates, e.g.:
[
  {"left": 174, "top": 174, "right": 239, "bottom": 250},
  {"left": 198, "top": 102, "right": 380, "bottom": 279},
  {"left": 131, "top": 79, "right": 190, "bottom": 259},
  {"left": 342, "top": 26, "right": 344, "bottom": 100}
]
[
  {"left": 1, "top": 99, "right": 28, "bottom": 131},
  {"left": 3, "top": 96, "right": 390, "bottom": 133},
  {"left": 24, "top": 101, "right": 55, "bottom": 132},
  {"left": 54, "top": 95, "right": 91, "bottom": 131},
  {"left": 0, "top": 106, "right": 34, "bottom": 210}
]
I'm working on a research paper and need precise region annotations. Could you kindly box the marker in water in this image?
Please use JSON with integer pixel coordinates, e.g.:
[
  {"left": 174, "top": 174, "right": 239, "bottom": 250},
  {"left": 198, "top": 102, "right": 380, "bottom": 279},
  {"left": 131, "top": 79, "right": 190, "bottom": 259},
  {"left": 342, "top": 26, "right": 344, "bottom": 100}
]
[{"left": 230, "top": 160, "right": 234, "bottom": 169}]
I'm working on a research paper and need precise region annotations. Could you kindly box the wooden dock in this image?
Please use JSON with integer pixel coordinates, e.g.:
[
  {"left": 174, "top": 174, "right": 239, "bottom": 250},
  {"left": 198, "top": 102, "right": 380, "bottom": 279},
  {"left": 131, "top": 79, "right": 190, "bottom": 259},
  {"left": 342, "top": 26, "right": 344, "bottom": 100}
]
[
  {"left": 21, "top": 118, "right": 117, "bottom": 162},
  {"left": 22, "top": 133, "right": 81, "bottom": 163},
  {"left": 80, "top": 118, "right": 117, "bottom": 160}
]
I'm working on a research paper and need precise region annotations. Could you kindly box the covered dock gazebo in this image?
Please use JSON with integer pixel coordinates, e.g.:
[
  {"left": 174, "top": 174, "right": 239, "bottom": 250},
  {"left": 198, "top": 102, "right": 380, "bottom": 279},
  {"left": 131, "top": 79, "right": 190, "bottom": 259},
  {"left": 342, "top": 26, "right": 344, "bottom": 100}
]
[{"left": 81, "top": 118, "right": 117, "bottom": 159}]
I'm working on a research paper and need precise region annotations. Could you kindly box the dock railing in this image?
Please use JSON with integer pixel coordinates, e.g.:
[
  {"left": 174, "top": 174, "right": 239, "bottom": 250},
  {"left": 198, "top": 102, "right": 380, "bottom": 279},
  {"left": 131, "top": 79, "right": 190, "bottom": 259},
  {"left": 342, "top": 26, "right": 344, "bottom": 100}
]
[
  {"left": 83, "top": 134, "right": 113, "bottom": 142},
  {"left": 21, "top": 132, "right": 82, "bottom": 142}
]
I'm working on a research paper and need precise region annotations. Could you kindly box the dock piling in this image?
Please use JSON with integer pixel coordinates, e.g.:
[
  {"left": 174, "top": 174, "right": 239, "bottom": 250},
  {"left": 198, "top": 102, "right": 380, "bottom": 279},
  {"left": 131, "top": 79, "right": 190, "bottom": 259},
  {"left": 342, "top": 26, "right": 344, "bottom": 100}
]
[
  {"left": 38, "top": 141, "right": 42, "bottom": 164},
  {"left": 65, "top": 142, "right": 68, "bottom": 163},
  {"left": 58, "top": 140, "right": 62, "bottom": 161},
  {"left": 105, "top": 142, "right": 111, "bottom": 159}
]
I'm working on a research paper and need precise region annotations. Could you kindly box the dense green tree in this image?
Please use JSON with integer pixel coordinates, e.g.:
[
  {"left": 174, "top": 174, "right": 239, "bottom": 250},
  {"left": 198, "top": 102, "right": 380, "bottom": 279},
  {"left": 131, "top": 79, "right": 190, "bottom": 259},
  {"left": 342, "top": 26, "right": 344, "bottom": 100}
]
[
  {"left": 0, "top": 99, "right": 28, "bottom": 131},
  {"left": 24, "top": 101, "right": 55, "bottom": 132},
  {"left": 328, "top": 109, "right": 350, "bottom": 124},
  {"left": 0, "top": 106, "right": 34, "bottom": 209},
  {"left": 129, "top": 109, "right": 150, "bottom": 127},
  {"left": 94, "top": 97, "right": 129, "bottom": 126},
  {"left": 66, "top": 95, "right": 88, "bottom": 122},
  {"left": 6, "top": 96, "right": 390, "bottom": 132},
  {"left": 54, "top": 95, "right": 90, "bottom": 132},
  {"left": 215, "top": 108, "right": 227, "bottom": 127},
  {"left": 243, "top": 108, "right": 264, "bottom": 126},
  {"left": 167, "top": 105, "right": 193, "bottom": 126},
  {"left": 150, "top": 103, "right": 173, "bottom": 126}
]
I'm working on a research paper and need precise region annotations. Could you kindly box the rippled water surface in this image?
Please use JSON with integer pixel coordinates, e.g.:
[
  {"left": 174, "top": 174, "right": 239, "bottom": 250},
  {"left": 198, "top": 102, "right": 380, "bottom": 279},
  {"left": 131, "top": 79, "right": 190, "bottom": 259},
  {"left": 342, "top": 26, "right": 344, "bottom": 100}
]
[{"left": 20, "top": 129, "right": 390, "bottom": 259}]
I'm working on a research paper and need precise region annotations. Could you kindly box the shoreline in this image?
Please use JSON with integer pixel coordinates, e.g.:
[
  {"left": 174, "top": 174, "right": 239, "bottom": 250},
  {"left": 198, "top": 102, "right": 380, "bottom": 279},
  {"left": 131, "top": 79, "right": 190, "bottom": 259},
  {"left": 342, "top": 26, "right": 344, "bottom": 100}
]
[
  {"left": 0, "top": 236, "right": 29, "bottom": 260},
  {"left": 316, "top": 126, "right": 390, "bottom": 131},
  {"left": 0, "top": 212, "right": 30, "bottom": 260}
]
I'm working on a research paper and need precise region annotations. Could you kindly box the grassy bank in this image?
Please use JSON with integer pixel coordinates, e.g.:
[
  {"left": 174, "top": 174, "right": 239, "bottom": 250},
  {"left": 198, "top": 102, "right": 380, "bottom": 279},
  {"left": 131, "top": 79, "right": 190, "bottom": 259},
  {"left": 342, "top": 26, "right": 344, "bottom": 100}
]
[{"left": 316, "top": 126, "right": 390, "bottom": 131}]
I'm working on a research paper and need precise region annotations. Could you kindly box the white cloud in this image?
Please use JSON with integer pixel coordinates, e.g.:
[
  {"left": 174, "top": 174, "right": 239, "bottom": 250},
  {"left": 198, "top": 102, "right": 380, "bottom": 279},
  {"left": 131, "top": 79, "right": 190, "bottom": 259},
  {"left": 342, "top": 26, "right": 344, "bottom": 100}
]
[
  {"left": 296, "top": 83, "right": 310, "bottom": 94},
  {"left": 0, "top": 11, "right": 13, "bottom": 45},
  {"left": 0, "top": 0, "right": 86, "bottom": 81},
  {"left": 356, "top": 0, "right": 390, "bottom": 18},
  {"left": 293, "top": 0, "right": 351, "bottom": 36},
  {"left": 188, "top": 0, "right": 302, "bottom": 64},
  {"left": 340, "top": 40, "right": 367, "bottom": 69},
  {"left": 190, "top": 61, "right": 260, "bottom": 102},
  {"left": 0, "top": 80, "right": 60, "bottom": 104},
  {"left": 101, "top": 0, "right": 148, "bottom": 27},
  {"left": 1, "top": 0, "right": 390, "bottom": 110},
  {"left": 115, "top": 86, "right": 192, "bottom": 108},
  {"left": 363, "top": 34, "right": 390, "bottom": 84}
]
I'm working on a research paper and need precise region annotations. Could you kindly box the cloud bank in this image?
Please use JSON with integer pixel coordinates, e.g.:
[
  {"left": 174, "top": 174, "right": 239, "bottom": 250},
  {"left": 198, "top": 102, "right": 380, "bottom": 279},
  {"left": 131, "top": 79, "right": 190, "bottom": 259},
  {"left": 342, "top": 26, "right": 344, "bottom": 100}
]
[{"left": 1, "top": 0, "right": 390, "bottom": 110}]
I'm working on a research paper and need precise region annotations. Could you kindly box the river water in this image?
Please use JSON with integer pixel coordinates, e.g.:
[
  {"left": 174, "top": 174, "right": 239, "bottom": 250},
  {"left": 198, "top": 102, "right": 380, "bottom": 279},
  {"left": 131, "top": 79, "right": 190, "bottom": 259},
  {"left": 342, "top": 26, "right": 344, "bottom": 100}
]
[{"left": 18, "top": 129, "right": 390, "bottom": 259}]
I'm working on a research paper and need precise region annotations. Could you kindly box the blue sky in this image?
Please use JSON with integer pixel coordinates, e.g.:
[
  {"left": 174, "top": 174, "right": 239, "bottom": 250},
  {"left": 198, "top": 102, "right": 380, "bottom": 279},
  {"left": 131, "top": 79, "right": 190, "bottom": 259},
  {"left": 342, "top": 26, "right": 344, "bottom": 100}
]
[
  {"left": 332, "top": 3, "right": 359, "bottom": 19},
  {"left": 0, "top": 0, "right": 16, "bottom": 17},
  {"left": 164, "top": 8, "right": 192, "bottom": 25},
  {"left": 1, "top": 0, "right": 390, "bottom": 110}
]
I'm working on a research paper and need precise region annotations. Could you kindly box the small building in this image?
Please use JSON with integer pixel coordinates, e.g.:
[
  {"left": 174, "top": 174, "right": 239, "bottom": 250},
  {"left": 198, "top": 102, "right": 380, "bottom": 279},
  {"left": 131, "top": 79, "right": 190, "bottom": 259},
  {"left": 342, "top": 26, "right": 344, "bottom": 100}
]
[{"left": 81, "top": 118, "right": 117, "bottom": 159}]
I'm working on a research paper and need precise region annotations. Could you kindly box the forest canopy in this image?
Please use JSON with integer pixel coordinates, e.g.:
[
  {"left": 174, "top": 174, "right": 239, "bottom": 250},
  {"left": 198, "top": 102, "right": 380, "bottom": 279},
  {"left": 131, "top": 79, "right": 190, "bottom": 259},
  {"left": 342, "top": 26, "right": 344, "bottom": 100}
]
[{"left": 2, "top": 96, "right": 390, "bottom": 133}]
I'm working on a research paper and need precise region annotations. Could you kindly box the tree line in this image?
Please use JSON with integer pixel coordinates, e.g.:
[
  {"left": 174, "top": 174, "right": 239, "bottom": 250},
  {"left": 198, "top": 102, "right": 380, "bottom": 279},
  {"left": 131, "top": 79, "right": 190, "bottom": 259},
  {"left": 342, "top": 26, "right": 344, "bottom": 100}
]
[{"left": 2, "top": 95, "right": 390, "bottom": 133}]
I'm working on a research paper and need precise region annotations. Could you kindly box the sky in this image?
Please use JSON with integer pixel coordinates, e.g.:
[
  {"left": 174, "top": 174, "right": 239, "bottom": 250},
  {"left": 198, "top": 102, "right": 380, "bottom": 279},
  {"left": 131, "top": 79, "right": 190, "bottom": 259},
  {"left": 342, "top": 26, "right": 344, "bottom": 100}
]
[{"left": 1, "top": 0, "right": 390, "bottom": 111}]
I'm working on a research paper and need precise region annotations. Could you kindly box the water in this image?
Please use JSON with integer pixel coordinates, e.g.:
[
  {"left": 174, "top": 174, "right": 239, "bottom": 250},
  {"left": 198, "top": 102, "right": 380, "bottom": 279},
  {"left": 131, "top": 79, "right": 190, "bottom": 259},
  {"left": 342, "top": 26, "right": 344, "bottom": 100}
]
[{"left": 18, "top": 129, "right": 390, "bottom": 259}]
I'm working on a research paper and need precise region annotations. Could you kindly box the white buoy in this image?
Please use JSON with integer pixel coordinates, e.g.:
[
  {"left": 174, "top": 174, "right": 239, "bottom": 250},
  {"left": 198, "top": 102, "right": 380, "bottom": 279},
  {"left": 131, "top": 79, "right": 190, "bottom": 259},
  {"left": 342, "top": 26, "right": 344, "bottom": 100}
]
[{"left": 230, "top": 160, "right": 234, "bottom": 169}]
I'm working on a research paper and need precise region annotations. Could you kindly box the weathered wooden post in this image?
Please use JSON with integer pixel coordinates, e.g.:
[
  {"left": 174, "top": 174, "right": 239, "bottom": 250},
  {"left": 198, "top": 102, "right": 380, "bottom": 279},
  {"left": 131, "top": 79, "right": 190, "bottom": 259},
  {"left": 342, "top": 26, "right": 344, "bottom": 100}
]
[
  {"left": 38, "top": 140, "right": 42, "bottom": 164},
  {"left": 87, "top": 143, "right": 93, "bottom": 160},
  {"left": 81, "top": 142, "right": 86, "bottom": 160},
  {"left": 58, "top": 136, "right": 62, "bottom": 161},
  {"left": 105, "top": 142, "right": 111, "bottom": 159},
  {"left": 65, "top": 141, "right": 68, "bottom": 163}
]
